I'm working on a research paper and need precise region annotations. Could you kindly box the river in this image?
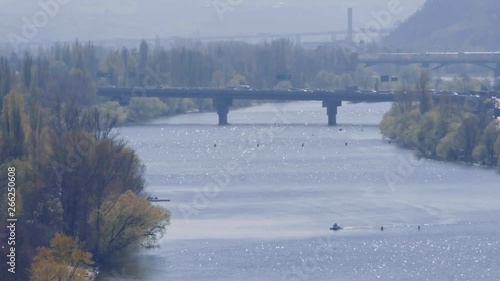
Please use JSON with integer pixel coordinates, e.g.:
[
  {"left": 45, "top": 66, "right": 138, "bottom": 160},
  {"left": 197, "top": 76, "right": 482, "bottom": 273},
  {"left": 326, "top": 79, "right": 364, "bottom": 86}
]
[{"left": 100, "top": 101, "right": 500, "bottom": 281}]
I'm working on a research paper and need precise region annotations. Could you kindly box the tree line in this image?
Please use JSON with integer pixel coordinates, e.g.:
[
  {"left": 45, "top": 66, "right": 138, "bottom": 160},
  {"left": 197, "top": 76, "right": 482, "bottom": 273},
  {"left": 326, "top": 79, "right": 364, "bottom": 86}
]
[
  {"left": 380, "top": 70, "right": 500, "bottom": 167},
  {"left": 0, "top": 38, "right": 370, "bottom": 280},
  {"left": 0, "top": 42, "right": 171, "bottom": 281},
  {"left": 2, "top": 39, "right": 379, "bottom": 124}
]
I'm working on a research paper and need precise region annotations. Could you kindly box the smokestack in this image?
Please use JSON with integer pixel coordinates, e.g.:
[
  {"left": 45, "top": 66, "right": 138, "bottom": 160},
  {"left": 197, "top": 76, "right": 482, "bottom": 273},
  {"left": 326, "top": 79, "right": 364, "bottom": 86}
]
[{"left": 347, "top": 8, "right": 353, "bottom": 43}]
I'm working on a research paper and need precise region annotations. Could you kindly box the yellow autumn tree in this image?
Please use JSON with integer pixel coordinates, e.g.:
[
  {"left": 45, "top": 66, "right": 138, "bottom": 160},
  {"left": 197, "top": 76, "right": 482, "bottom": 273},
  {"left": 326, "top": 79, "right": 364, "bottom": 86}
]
[
  {"left": 30, "top": 234, "right": 93, "bottom": 281},
  {"left": 89, "top": 191, "right": 170, "bottom": 260}
]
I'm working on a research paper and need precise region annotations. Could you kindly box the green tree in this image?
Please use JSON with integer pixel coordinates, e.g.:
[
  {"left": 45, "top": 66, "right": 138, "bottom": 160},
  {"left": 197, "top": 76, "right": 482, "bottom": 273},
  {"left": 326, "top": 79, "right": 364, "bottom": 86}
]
[
  {"left": 436, "top": 130, "right": 459, "bottom": 161},
  {"left": 473, "top": 120, "right": 500, "bottom": 165},
  {"left": 399, "top": 65, "right": 421, "bottom": 91},
  {"left": 452, "top": 113, "right": 481, "bottom": 162},
  {"left": 0, "top": 91, "right": 28, "bottom": 160},
  {"left": 139, "top": 40, "right": 149, "bottom": 73},
  {"left": 418, "top": 69, "right": 432, "bottom": 114},
  {"left": 472, "top": 144, "right": 488, "bottom": 164},
  {"left": 227, "top": 74, "right": 246, "bottom": 87},
  {"left": 67, "top": 67, "right": 96, "bottom": 106},
  {"left": 415, "top": 111, "right": 442, "bottom": 157},
  {"left": 0, "top": 57, "right": 12, "bottom": 110},
  {"left": 211, "top": 70, "right": 225, "bottom": 88},
  {"left": 494, "top": 134, "right": 500, "bottom": 166},
  {"left": 127, "top": 97, "right": 168, "bottom": 121},
  {"left": 22, "top": 53, "right": 33, "bottom": 88},
  {"left": 352, "top": 65, "right": 374, "bottom": 90},
  {"left": 315, "top": 70, "right": 337, "bottom": 89},
  {"left": 274, "top": 80, "right": 292, "bottom": 89}
]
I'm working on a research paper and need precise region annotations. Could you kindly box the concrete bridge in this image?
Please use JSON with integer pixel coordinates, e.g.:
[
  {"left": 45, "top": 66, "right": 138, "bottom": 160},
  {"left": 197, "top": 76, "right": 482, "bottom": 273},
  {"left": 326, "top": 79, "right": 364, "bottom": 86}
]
[
  {"left": 97, "top": 87, "right": 488, "bottom": 126},
  {"left": 98, "top": 87, "right": 395, "bottom": 125},
  {"left": 358, "top": 52, "right": 500, "bottom": 76}
]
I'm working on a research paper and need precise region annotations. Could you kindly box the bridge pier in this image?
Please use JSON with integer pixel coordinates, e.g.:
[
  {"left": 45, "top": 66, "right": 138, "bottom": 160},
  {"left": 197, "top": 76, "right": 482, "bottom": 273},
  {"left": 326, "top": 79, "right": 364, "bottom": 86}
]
[
  {"left": 213, "top": 98, "right": 233, "bottom": 125},
  {"left": 322, "top": 100, "right": 342, "bottom": 126}
]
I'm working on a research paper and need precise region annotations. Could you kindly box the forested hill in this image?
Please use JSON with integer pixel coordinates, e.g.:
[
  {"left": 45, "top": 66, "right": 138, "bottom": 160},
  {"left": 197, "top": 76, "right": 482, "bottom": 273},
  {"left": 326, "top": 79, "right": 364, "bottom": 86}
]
[{"left": 383, "top": 0, "right": 500, "bottom": 51}]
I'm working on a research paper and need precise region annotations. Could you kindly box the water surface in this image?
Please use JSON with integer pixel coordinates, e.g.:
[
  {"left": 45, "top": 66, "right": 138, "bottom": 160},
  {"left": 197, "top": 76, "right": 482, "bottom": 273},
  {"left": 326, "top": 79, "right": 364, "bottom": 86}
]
[{"left": 102, "top": 101, "right": 500, "bottom": 281}]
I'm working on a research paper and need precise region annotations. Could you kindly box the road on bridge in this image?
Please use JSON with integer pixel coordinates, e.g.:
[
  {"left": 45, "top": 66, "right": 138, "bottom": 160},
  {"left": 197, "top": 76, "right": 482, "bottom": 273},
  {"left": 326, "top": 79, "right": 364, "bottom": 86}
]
[
  {"left": 97, "top": 87, "right": 395, "bottom": 126},
  {"left": 97, "top": 87, "right": 482, "bottom": 126}
]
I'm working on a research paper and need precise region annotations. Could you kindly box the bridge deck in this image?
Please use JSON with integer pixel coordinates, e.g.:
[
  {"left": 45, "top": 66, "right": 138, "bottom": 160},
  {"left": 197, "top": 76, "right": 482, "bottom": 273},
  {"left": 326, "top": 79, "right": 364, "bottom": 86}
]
[
  {"left": 96, "top": 87, "right": 487, "bottom": 125},
  {"left": 97, "top": 87, "right": 396, "bottom": 103},
  {"left": 358, "top": 52, "right": 500, "bottom": 65}
]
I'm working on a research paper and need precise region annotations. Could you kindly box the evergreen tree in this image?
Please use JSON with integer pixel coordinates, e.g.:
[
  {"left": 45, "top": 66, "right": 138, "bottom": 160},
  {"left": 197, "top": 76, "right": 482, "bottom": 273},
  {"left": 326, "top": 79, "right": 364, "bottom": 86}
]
[
  {"left": 0, "top": 57, "right": 12, "bottom": 111},
  {"left": 0, "top": 91, "right": 28, "bottom": 160}
]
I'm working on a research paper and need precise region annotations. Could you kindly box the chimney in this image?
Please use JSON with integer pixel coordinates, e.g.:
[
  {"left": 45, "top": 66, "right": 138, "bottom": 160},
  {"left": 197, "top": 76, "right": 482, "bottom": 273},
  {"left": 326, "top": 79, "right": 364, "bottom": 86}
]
[{"left": 347, "top": 8, "right": 353, "bottom": 43}]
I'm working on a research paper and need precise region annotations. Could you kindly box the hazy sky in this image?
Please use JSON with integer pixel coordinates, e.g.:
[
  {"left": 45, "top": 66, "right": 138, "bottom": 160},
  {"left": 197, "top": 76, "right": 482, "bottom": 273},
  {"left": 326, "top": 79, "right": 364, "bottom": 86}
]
[{"left": 0, "top": 0, "right": 426, "bottom": 42}]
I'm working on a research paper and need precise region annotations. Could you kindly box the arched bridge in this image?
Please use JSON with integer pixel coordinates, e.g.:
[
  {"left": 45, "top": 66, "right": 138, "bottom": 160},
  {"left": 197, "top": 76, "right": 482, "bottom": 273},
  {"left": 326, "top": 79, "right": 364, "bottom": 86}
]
[{"left": 358, "top": 52, "right": 500, "bottom": 76}]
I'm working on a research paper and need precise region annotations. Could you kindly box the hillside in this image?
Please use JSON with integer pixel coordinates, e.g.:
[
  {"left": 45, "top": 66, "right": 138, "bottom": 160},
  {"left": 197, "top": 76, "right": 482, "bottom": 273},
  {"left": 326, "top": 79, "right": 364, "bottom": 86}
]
[
  {"left": 0, "top": 0, "right": 424, "bottom": 42},
  {"left": 383, "top": 0, "right": 500, "bottom": 51}
]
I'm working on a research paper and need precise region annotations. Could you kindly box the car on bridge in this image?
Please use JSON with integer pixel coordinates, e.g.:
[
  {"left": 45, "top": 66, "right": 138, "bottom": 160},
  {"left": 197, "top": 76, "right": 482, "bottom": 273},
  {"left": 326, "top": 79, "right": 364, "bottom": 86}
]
[
  {"left": 314, "top": 88, "right": 329, "bottom": 92},
  {"left": 238, "top": 85, "right": 251, "bottom": 90}
]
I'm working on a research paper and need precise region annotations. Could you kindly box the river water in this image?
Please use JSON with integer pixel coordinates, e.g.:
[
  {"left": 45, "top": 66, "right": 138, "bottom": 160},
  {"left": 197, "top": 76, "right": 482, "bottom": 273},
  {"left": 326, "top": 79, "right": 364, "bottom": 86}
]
[{"left": 101, "top": 101, "right": 500, "bottom": 281}]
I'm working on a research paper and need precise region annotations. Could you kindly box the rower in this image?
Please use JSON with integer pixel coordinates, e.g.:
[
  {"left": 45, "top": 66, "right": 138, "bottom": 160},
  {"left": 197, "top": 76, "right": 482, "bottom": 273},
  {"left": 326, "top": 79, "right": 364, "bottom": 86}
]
[{"left": 330, "top": 223, "right": 342, "bottom": 231}]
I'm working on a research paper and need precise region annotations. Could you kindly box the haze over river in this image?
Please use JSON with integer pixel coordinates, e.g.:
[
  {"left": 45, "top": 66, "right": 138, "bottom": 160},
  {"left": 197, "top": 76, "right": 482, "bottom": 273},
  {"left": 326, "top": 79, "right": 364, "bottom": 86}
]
[{"left": 101, "top": 101, "right": 500, "bottom": 281}]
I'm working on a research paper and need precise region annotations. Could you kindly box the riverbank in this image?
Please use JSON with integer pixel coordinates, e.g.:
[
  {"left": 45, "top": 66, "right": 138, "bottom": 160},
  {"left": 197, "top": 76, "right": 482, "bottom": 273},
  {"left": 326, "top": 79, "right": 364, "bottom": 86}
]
[
  {"left": 379, "top": 102, "right": 500, "bottom": 169},
  {"left": 96, "top": 97, "right": 258, "bottom": 126},
  {"left": 80, "top": 266, "right": 99, "bottom": 281}
]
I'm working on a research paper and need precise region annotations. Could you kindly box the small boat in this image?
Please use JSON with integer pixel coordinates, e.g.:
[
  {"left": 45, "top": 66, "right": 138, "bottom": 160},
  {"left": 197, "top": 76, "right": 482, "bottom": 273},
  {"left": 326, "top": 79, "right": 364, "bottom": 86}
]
[
  {"left": 147, "top": 196, "right": 171, "bottom": 202},
  {"left": 330, "top": 223, "right": 343, "bottom": 231}
]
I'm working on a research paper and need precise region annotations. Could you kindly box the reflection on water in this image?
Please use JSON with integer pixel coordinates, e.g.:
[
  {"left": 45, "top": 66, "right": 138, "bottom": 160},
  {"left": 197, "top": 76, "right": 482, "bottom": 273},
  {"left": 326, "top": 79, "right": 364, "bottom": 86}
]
[{"left": 99, "top": 102, "right": 500, "bottom": 281}]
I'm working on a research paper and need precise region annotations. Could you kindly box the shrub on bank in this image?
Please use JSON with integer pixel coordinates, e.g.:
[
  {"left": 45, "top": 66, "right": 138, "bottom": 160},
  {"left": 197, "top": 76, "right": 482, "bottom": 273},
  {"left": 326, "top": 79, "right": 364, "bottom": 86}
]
[
  {"left": 95, "top": 101, "right": 127, "bottom": 125},
  {"left": 127, "top": 97, "right": 168, "bottom": 122}
]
